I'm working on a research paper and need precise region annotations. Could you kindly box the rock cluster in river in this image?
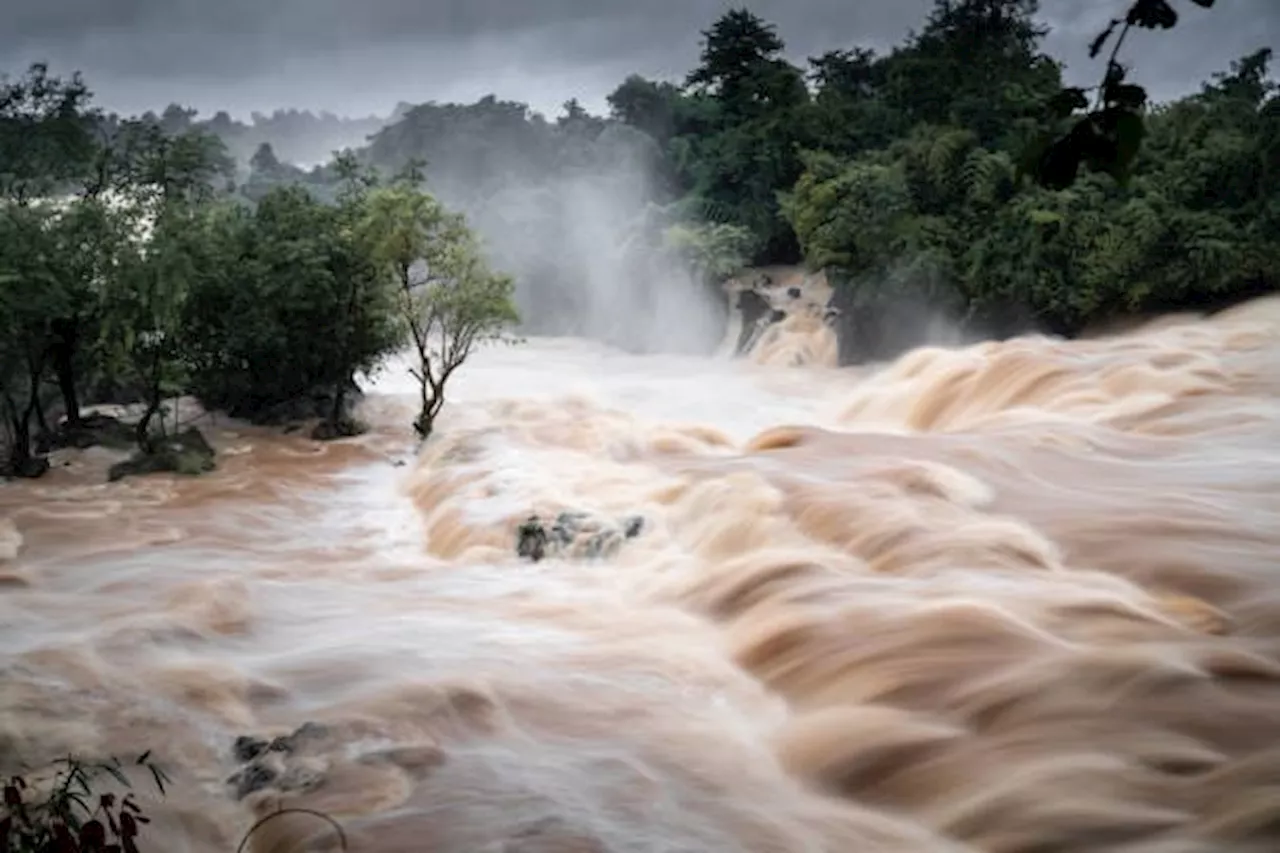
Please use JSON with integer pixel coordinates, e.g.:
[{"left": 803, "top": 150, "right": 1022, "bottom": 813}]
[
  {"left": 516, "top": 511, "right": 646, "bottom": 562},
  {"left": 226, "top": 722, "right": 330, "bottom": 800},
  {"left": 107, "top": 427, "right": 217, "bottom": 483}
]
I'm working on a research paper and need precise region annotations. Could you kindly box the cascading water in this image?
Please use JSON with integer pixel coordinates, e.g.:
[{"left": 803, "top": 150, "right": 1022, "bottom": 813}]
[{"left": 4, "top": 285, "right": 1280, "bottom": 853}]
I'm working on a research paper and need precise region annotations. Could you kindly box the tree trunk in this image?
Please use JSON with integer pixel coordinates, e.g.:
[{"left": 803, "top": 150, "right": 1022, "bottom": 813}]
[
  {"left": 33, "top": 391, "right": 51, "bottom": 437},
  {"left": 136, "top": 359, "right": 163, "bottom": 454},
  {"left": 50, "top": 318, "right": 82, "bottom": 428},
  {"left": 53, "top": 345, "right": 81, "bottom": 428},
  {"left": 329, "top": 382, "right": 347, "bottom": 430},
  {"left": 5, "top": 414, "right": 33, "bottom": 477},
  {"left": 3, "top": 373, "right": 44, "bottom": 478},
  {"left": 135, "top": 398, "right": 160, "bottom": 455},
  {"left": 413, "top": 409, "right": 434, "bottom": 440}
]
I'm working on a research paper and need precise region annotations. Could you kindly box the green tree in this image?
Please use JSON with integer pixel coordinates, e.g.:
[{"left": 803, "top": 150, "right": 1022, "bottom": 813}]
[
  {"left": 0, "top": 204, "right": 61, "bottom": 476},
  {"left": 662, "top": 221, "right": 754, "bottom": 282},
  {"left": 181, "top": 183, "right": 399, "bottom": 435},
  {"left": 884, "top": 0, "right": 1060, "bottom": 147},
  {"left": 0, "top": 63, "right": 97, "bottom": 203},
  {"left": 43, "top": 197, "right": 123, "bottom": 428},
  {"left": 105, "top": 203, "right": 196, "bottom": 451},
  {"left": 361, "top": 179, "right": 519, "bottom": 439},
  {"left": 685, "top": 9, "right": 805, "bottom": 118},
  {"left": 606, "top": 75, "right": 684, "bottom": 144}
]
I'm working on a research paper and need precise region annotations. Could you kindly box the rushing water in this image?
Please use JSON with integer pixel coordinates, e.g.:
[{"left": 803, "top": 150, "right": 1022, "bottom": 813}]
[{"left": 4, "top": 295, "right": 1280, "bottom": 853}]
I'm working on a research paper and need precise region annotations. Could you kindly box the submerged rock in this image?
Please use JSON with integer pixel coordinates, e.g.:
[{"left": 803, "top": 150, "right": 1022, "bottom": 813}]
[
  {"left": 233, "top": 735, "right": 270, "bottom": 763},
  {"left": 516, "top": 515, "right": 550, "bottom": 562},
  {"left": 2, "top": 455, "right": 50, "bottom": 480},
  {"left": 226, "top": 722, "right": 332, "bottom": 801},
  {"left": 516, "top": 510, "right": 647, "bottom": 562},
  {"left": 310, "top": 417, "right": 367, "bottom": 442},
  {"left": 227, "top": 760, "right": 278, "bottom": 800},
  {"left": 268, "top": 721, "right": 329, "bottom": 754},
  {"left": 107, "top": 427, "right": 217, "bottom": 483}
]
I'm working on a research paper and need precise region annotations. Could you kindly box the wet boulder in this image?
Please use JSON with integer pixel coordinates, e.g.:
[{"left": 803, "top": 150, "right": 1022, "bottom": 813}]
[
  {"left": 36, "top": 413, "right": 136, "bottom": 454},
  {"left": 517, "top": 515, "right": 550, "bottom": 562},
  {"left": 516, "top": 511, "right": 646, "bottom": 562},
  {"left": 735, "top": 289, "right": 786, "bottom": 356},
  {"left": 107, "top": 427, "right": 216, "bottom": 483},
  {"left": 226, "top": 722, "right": 331, "bottom": 801}
]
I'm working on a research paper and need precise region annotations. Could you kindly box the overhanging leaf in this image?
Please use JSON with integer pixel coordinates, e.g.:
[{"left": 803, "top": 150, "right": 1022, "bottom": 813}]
[
  {"left": 1126, "top": 0, "right": 1178, "bottom": 29},
  {"left": 1090, "top": 19, "right": 1120, "bottom": 59}
]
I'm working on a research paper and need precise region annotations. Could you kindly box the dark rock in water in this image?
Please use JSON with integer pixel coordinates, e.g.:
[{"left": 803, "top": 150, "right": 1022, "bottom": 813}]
[
  {"left": 517, "top": 515, "right": 549, "bottom": 562},
  {"left": 4, "top": 455, "right": 51, "bottom": 480},
  {"left": 234, "top": 379, "right": 364, "bottom": 427},
  {"left": 549, "top": 511, "right": 589, "bottom": 548},
  {"left": 735, "top": 289, "right": 781, "bottom": 355},
  {"left": 36, "top": 413, "right": 135, "bottom": 454},
  {"left": 310, "top": 416, "right": 366, "bottom": 442},
  {"left": 227, "top": 761, "right": 277, "bottom": 800},
  {"left": 517, "top": 511, "right": 646, "bottom": 562},
  {"left": 233, "top": 735, "right": 269, "bottom": 763},
  {"left": 226, "top": 722, "right": 331, "bottom": 800},
  {"left": 787, "top": 286, "right": 802, "bottom": 299},
  {"left": 107, "top": 427, "right": 216, "bottom": 483},
  {"left": 268, "top": 721, "right": 329, "bottom": 754}
]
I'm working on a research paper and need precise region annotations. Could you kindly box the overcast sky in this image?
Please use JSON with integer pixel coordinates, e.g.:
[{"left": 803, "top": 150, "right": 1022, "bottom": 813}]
[{"left": 2, "top": 0, "right": 1277, "bottom": 120}]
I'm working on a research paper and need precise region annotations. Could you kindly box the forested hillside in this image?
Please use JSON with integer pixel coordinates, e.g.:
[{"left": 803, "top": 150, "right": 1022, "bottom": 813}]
[{"left": 237, "top": 0, "right": 1279, "bottom": 360}]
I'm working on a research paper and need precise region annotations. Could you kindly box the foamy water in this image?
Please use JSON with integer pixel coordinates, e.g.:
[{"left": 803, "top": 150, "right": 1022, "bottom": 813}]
[{"left": 4, "top": 297, "right": 1280, "bottom": 853}]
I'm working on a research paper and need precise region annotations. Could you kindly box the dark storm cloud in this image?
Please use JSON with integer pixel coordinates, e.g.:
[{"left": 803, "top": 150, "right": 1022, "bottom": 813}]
[{"left": 2, "top": 0, "right": 1276, "bottom": 117}]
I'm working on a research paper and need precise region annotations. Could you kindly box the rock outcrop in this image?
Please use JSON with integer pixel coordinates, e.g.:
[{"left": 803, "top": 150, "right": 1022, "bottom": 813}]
[
  {"left": 226, "top": 722, "right": 331, "bottom": 801},
  {"left": 516, "top": 511, "right": 646, "bottom": 562},
  {"left": 107, "top": 428, "right": 217, "bottom": 483},
  {"left": 35, "top": 413, "right": 135, "bottom": 454}
]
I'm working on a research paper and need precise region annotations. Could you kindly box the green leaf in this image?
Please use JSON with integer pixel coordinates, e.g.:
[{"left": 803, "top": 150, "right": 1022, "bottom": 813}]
[
  {"left": 101, "top": 763, "right": 131, "bottom": 789},
  {"left": 1089, "top": 19, "right": 1120, "bottom": 59},
  {"left": 1126, "top": 0, "right": 1178, "bottom": 29}
]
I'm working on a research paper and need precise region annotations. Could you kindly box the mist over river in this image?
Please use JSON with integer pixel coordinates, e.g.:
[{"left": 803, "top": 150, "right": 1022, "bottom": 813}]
[{"left": 5, "top": 297, "right": 1280, "bottom": 853}]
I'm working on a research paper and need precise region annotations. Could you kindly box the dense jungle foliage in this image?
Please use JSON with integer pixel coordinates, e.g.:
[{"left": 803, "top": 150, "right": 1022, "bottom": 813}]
[
  {"left": 233, "top": 0, "right": 1275, "bottom": 351},
  {"left": 2, "top": 0, "right": 1276, "bottom": 476},
  {"left": 0, "top": 76, "right": 516, "bottom": 478}
]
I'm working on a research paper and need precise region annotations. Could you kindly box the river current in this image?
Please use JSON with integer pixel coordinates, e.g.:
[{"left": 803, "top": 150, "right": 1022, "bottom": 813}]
[{"left": 4, "top": 295, "right": 1280, "bottom": 853}]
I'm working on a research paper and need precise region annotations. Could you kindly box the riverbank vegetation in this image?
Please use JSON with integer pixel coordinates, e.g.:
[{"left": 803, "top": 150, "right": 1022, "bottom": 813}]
[
  {"left": 232, "top": 0, "right": 1276, "bottom": 359},
  {"left": 3, "top": 0, "right": 1276, "bottom": 478},
  {"left": 0, "top": 70, "right": 518, "bottom": 480}
]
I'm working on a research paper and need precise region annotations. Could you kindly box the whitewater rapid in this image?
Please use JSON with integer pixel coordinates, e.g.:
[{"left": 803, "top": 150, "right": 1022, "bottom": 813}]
[{"left": 5, "top": 298, "right": 1280, "bottom": 853}]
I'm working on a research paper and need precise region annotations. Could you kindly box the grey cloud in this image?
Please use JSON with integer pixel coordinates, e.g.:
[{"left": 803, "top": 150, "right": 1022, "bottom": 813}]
[{"left": 1, "top": 0, "right": 1275, "bottom": 117}]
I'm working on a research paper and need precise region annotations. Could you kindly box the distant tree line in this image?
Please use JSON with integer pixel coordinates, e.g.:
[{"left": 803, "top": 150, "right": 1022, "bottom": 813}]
[{"left": 222, "top": 0, "right": 1277, "bottom": 362}]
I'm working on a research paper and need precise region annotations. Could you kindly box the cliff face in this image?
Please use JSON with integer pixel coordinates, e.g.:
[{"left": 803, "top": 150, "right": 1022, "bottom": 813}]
[
  {"left": 723, "top": 265, "right": 973, "bottom": 367},
  {"left": 724, "top": 266, "right": 834, "bottom": 357}
]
